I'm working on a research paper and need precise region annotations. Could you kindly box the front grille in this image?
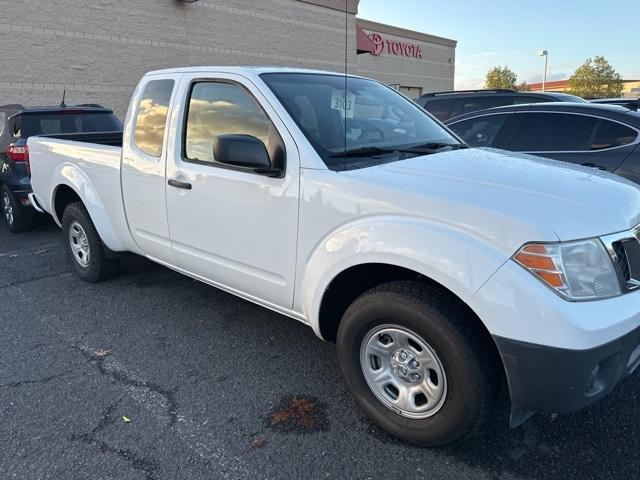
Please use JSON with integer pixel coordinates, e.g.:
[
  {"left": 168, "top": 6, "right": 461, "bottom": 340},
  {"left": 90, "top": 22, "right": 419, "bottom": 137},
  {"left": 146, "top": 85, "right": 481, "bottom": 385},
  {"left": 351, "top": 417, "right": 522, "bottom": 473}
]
[
  {"left": 621, "top": 238, "right": 640, "bottom": 287},
  {"left": 603, "top": 226, "right": 640, "bottom": 293},
  {"left": 613, "top": 241, "right": 631, "bottom": 283}
]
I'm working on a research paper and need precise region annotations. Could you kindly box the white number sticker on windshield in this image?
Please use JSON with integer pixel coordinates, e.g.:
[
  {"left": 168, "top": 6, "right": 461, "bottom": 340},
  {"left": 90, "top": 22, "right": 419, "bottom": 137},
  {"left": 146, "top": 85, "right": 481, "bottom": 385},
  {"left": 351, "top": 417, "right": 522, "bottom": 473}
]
[{"left": 331, "top": 89, "right": 356, "bottom": 118}]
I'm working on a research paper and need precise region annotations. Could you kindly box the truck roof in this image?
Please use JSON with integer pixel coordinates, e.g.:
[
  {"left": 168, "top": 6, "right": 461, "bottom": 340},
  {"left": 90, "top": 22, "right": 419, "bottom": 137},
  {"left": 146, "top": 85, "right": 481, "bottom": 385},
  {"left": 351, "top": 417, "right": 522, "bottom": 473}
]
[{"left": 145, "top": 66, "right": 362, "bottom": 78}]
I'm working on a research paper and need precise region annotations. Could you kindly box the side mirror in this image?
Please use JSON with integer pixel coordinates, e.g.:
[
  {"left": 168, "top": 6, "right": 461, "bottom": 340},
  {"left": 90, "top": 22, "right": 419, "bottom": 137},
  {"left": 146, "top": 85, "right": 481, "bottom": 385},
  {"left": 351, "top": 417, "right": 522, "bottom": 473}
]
[{"left": 213, "top": 134, "right": 279, "bottom": 176}]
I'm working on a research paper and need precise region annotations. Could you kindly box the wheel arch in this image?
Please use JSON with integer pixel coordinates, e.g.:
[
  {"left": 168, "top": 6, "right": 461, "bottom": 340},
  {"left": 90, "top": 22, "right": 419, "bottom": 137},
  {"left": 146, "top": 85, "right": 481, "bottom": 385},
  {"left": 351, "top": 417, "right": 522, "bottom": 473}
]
[
  {"left": 52, "top": 184, "right": 82, "bottom": 224},
  {"left": 49, "top": 164, "right": 127, "bottom": 251},
  {"left": 316, "top": 262, "right": 494, "bottom": 345},
  {"left": 300, "top": 216, "right": 509, "bottom": 341}
]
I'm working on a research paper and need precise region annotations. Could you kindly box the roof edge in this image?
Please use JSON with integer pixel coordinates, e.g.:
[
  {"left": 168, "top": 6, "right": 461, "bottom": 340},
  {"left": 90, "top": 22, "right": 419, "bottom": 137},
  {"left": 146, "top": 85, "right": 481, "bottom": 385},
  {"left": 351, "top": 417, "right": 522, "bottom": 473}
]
[
  {"left": 297, "top": 0, "right": 359, "bottom": 14},
  {"left": 356, "top": 18, "right": 457, "bottom": 48}
]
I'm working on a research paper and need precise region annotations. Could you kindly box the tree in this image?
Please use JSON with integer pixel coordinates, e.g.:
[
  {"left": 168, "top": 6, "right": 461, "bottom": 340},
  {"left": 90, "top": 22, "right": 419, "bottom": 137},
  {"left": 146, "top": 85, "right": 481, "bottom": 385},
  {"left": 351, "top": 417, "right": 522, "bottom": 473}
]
[
  {"left": 484, "top": 66, "right": 518, "bottom": 89},
  {"left": 515, "top": 81, "right": 530, "bottom": 92},
  {"left": 569, "top": 56, "right": 623, "bottom": 98}
]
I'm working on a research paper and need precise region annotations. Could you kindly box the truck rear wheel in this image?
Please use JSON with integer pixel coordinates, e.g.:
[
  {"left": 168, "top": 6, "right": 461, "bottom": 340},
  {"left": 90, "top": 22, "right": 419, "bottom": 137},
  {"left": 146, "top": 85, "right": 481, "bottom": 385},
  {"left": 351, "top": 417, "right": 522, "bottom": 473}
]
[
  {"left": 62, "top": 202, "right": 119, "bottom": 282},
  {"left": 2, "top": 185, "right": 34, "bottom": 233},
  {"left": 336, "top": 281, "right": 503, "bottom": 447}
]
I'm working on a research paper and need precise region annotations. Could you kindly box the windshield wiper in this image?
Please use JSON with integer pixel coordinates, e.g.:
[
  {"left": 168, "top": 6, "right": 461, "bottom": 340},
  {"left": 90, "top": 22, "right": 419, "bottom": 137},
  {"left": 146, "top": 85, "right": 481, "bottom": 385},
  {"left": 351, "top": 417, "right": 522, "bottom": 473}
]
[
  {"left": 329, "top": 146, "right": 401, "bottom": 158},
  {"left": 330, "top": 143, "right": 468, "bottom": 159},
  {"left": 403, "top": 142, "right": 468, "bottom": 152}
]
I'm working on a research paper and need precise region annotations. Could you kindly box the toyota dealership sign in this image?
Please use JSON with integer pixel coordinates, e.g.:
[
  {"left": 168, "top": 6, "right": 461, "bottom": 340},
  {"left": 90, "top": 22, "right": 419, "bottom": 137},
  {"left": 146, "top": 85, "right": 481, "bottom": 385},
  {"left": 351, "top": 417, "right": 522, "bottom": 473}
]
[{"left": 369, "top": 33, "right": 424, "bottom": 59}]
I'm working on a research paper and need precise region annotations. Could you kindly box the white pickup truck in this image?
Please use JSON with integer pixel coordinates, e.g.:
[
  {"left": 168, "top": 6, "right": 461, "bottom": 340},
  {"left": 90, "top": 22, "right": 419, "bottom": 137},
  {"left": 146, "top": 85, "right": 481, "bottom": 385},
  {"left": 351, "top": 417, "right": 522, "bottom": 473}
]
[{"left": 28, "top": 67, "right": 640, "bottom": 447}]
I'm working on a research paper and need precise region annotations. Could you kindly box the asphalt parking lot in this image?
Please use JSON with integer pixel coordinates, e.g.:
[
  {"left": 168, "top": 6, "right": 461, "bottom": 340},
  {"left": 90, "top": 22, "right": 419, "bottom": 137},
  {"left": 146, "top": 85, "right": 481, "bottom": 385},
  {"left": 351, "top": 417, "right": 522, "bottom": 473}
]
[{"left": 1, "top": 216, "right": 639, "bottom": 480}]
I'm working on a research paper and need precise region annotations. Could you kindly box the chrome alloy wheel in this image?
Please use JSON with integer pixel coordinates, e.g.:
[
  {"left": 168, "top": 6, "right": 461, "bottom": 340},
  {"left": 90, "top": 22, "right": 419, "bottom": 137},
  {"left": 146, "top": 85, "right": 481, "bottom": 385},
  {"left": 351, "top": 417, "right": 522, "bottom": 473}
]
[
  {"left": 360, "top": 325, "right": 447, "bottom": 419},
  {"left": 2, "top": 191, "right": 13, "bottom": 225},
  {"left": 69, "top": 221, "right": 90, "bottom": 267}
]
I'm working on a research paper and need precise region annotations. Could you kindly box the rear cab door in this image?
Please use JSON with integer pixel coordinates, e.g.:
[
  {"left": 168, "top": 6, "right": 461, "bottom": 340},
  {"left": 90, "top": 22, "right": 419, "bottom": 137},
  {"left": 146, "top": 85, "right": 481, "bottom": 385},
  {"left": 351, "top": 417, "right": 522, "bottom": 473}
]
[
  {"left": 163, "top": 70, "right": 300, "bottom": 309},
  {"left": 122, "top": 73, "right": 182, "bottom": 263}
]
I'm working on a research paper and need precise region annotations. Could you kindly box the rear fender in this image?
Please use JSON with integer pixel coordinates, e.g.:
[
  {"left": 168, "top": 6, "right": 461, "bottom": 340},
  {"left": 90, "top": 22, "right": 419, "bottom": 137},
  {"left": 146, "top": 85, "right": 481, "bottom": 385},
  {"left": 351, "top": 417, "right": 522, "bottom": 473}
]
[{"left": 50, "top": 163, "right": 126, "bottom": 251}]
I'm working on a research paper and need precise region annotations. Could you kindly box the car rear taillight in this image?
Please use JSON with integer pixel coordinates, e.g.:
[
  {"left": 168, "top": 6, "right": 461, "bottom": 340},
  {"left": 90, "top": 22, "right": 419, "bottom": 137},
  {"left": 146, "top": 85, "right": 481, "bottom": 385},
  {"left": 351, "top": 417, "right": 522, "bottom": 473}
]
[{"left": 7, "top": 144, "right": 30, "bottom": 175}]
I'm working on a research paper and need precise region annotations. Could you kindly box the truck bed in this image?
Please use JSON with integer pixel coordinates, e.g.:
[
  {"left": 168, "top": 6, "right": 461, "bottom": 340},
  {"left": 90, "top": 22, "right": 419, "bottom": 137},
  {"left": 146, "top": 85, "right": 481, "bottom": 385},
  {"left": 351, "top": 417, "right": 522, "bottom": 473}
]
[
  {"left": 28, "top": 136, "right": 136, "bottom": 253},
  {"left": 38, "top": 130, "right": 123, "bottom": 147}
]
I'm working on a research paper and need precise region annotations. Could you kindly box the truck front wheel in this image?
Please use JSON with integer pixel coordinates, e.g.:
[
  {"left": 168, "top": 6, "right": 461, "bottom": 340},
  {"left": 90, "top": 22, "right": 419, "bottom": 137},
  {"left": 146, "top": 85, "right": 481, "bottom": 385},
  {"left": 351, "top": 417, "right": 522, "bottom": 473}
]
[
  {"left": 62, "top": 202, "right": 119, "bottom": 282},
  {"left": 336, "top": 281, "right": 504, "bottom": 447}
]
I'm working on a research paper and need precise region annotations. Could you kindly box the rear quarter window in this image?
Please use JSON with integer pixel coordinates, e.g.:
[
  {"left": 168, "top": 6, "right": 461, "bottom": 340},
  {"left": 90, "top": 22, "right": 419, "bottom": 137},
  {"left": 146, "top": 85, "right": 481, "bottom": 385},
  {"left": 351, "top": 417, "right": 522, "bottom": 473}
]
[
  {"left": 133, "top": 79, "right": 175, "bottom": 157},
  {"left": 591, "top": 120, "right": 638, "bottom": 150}
]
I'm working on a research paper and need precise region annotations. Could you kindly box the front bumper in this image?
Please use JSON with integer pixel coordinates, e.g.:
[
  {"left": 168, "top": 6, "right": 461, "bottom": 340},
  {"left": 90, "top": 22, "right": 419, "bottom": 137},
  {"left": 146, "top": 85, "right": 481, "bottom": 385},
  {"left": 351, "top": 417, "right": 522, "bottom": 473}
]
[
  {"left": 472, "top": 259, "right": 640, "bottom": 417},
  {"left": 494, "top": 326, "right": 640, "bottom": 414}
]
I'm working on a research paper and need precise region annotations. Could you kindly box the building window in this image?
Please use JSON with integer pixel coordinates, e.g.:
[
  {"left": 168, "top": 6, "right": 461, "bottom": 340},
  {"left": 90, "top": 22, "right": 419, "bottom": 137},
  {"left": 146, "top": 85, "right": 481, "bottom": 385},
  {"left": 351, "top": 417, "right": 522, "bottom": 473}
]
[{"left": 399, "top": 86, "right": 423, "bottom": 99}]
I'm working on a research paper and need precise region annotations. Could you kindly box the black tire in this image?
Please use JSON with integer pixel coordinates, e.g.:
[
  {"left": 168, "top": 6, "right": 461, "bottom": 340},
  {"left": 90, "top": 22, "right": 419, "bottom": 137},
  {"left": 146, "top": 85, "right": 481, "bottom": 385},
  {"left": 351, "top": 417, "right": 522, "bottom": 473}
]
[
  {"left": 61, "top": 202, "right": 119, "bottom": 282},
  {"left": 337, "top": 281, "right": 504, "bottom": 447},
  {"left": 1, "top": 185, "right": 35, "bottom": 233}
]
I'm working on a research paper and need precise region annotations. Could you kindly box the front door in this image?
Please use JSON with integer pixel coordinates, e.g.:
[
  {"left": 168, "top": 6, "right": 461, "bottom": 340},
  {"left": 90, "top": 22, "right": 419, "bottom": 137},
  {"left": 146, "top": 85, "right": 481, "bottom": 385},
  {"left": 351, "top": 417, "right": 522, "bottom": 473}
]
[{"left": 165, "top": 73, "right": 300, "bottom": 309}]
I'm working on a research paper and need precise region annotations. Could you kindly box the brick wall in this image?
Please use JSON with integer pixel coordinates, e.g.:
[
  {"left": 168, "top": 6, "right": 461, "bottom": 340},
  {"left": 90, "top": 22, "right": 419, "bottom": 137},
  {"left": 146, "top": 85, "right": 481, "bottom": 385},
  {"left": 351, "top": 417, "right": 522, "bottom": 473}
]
[
  {"left": 0, "top": 0, "right": 454, "bottom": 118},
  {"left": 0, "top": 0, "right": 354, "bottom": 118}
]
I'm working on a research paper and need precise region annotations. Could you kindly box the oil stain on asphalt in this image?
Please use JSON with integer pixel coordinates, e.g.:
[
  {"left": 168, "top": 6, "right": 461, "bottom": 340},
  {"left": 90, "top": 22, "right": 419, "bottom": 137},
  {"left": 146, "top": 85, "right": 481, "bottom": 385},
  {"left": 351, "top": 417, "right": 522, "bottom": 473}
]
[{"left": 269, "top": 396, "right": 329, "bottom": 433}]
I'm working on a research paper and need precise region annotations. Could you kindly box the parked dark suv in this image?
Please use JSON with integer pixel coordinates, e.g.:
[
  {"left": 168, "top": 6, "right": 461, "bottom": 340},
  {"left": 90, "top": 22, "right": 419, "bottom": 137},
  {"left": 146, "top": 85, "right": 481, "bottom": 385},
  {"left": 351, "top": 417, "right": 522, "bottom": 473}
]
[
  {"left": 416, "top": 89, "right": 587, "bottom": 121},
  {"left": 590, "top": 98, "right": 639, "bottom": 111},
  {"left": 0, "top": 104, "right": 122, "bottom": 232},
  {"left": 445, "top": 102, "right": 640, "bottom": 184}
]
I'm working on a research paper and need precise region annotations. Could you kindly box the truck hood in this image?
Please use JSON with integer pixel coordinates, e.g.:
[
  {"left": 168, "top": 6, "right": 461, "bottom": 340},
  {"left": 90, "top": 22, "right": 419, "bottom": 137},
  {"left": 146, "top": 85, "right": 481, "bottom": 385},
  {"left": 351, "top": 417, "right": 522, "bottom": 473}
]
[{"left": 345, "top": 148, "right": 640, "bottom": 246}]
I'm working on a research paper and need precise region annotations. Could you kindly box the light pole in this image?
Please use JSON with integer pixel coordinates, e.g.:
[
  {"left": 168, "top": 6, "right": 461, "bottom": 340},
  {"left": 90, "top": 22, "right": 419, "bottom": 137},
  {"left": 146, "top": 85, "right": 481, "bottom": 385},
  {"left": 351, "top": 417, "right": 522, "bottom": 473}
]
[{"left": 537, "top": 50, "right": 548, "bottom": 92}]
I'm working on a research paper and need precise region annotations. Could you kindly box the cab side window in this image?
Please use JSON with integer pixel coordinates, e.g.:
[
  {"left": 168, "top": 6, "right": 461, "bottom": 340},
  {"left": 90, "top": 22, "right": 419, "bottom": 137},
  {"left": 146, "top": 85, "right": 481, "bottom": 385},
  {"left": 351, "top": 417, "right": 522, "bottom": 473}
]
[
  {"left": 133, "top": 79, "right": 174, "bottom": 157},
  {"left": 184, "top": 81, "right": 282, "bottom": 165}
]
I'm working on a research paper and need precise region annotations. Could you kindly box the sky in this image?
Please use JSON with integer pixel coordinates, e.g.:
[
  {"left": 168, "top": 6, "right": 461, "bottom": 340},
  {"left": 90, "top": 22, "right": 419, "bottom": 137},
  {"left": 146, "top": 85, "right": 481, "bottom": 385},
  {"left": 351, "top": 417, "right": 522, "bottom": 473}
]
[{"left": 357, "top": 0, "right": 640, "bottom": 89}]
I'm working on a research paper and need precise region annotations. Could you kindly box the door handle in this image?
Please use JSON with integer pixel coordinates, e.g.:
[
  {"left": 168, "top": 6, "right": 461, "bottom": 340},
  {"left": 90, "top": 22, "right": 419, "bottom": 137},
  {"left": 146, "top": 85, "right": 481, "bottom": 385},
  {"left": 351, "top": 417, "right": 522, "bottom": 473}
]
[
  {"left": 581, "top": 163, "right": 607, "bottom": 171},
  {"left": 168, "top": 179, "right": 192, "bottom": 190},
  {"left": 582, "top": 162, "right": 607, "bottom": 172}
]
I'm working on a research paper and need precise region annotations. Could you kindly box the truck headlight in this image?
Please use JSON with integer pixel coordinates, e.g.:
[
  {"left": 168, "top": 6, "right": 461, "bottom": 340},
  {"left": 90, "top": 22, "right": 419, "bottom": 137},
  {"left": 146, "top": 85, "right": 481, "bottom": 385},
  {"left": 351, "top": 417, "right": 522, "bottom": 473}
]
[{"left": 514, "top": 239, "right": 621, "bottom": 301}]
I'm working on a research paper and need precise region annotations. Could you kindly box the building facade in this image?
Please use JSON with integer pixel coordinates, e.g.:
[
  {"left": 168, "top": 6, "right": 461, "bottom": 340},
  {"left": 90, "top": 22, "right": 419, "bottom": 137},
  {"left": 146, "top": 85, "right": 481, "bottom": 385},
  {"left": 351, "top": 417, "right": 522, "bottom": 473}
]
[
  {"left": 0, "top": 0, "right": 456, "bottom": 118},
  {"left": 356, "top": 19, "right": 456, "bottom": 99}
]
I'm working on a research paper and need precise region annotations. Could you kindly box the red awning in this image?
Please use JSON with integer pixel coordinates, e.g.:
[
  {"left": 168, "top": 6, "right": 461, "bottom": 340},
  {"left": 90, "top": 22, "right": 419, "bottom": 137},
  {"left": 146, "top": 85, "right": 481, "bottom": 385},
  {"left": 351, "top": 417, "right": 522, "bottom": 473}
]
[{"left": 356, "top": 25, "right": 375, "bottom": 55}]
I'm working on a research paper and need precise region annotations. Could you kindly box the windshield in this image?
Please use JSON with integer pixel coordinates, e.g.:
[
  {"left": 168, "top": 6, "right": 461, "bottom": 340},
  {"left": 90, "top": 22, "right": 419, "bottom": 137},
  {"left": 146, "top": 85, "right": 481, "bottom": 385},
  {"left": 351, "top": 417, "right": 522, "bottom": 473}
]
[
  {"left": 21, "top": 111, "right": 123, "bottom": 137},
  {"left": 260, "top": 73, "right": 462, "bottom": 171}
]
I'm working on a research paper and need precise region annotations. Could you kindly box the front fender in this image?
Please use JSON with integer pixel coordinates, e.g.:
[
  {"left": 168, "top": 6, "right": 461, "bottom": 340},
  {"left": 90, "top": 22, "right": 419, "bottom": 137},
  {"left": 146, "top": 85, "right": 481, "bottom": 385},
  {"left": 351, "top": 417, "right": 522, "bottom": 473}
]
[
  {"left": 300, "top": 216, "right": 520, "bottom": 339},
  {"left": 49, "top": 163, "right": 127, "bottom": 251}
]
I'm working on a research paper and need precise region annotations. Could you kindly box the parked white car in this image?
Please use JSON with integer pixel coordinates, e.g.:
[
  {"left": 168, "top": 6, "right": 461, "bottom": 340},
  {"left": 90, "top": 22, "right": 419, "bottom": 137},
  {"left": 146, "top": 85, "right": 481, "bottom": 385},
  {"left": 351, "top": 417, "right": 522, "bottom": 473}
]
[{"left": 28, "top": 67, "right": 640, "bottom": 446}]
